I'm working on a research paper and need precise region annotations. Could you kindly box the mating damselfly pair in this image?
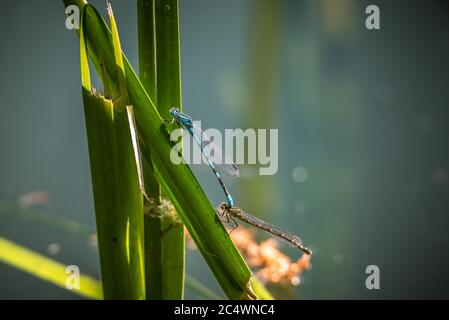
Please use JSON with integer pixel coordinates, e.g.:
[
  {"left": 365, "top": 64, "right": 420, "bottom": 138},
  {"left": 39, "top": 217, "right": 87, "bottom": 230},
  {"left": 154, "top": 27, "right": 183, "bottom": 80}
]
[{"left": 170, "top": 108, "right": 311, "bottom": 255}]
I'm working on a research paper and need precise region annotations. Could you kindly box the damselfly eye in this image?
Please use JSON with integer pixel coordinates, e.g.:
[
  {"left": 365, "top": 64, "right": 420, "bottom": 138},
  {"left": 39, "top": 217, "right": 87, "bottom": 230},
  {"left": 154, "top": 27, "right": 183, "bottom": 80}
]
[{"left": 169, "top": 107, "right": 180, "bottom": 115}]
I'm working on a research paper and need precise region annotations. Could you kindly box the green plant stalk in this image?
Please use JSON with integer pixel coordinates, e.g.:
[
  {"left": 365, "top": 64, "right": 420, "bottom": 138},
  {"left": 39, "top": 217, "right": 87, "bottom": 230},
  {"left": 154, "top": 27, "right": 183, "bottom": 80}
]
[
  {"left": 138, "top": 0, "right": 185, "bottom": 300},
  {"left": 0, "top": 236, "right": 102, "bottom": 300},
  {"left": 137, "top": 0, "right": 160, "bottom": 201},
  {"left": 63, "top": 0, "right": 272, "bottom": 300},
  {"left": 154, "top": 0, "right": 182, "bottom": 124},
  {"left": 137, "top": 1, "right": 164, "bottom": 299},
  {"left": 80, "top": 7, "right": 145, "bottom": 299},
  {"left": 144, "top": 201, "right": 185, "bottom": 299}
]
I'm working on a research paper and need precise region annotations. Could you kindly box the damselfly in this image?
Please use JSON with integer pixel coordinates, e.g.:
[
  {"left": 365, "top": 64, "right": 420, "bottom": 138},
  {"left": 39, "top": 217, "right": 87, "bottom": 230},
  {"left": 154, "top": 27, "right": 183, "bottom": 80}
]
[
  {"left": 169, "top": 108, "right": 239, "bottom": 207},
  {"left": 216, "top": 202, "right": 312, "bottom": 255}
]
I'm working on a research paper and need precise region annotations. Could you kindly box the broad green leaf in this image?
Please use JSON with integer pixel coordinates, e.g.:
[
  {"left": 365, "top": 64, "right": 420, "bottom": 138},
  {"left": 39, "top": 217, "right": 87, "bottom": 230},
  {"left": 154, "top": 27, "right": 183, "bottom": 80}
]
[{"left": 80, "top": 6, "right": 145, "bottom": 299}]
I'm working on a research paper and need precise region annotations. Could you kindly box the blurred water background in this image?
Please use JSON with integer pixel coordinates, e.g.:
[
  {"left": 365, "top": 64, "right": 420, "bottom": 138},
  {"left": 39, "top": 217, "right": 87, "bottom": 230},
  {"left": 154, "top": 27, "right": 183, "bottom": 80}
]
[{"left": 1, "top": 0, "right": 449, "bottom": 299}]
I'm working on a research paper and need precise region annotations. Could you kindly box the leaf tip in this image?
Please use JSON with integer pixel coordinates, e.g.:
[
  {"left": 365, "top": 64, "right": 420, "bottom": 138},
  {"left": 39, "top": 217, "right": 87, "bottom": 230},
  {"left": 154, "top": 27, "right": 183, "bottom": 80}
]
[{"left": 106, "top": 1, "right": 113, "bottom": 19}]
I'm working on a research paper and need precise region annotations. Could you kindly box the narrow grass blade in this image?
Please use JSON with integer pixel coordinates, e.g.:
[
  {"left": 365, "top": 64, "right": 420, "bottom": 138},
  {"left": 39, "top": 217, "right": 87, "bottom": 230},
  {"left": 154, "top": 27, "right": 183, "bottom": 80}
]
[{"left": 0, "top": 236, "right": 102, "bottom": 300}]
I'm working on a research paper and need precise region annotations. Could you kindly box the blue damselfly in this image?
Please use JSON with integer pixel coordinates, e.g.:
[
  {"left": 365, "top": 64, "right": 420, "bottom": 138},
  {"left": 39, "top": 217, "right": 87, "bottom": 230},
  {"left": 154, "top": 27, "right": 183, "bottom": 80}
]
[{"left": 170, "top": 108, "right": 239, "bottom": 207}]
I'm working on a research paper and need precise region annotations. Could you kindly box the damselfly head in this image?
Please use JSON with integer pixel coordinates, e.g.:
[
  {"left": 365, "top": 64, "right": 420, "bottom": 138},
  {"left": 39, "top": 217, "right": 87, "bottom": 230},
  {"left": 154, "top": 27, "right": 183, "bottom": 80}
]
[{"left": 169, "top": 107, "right": 180, "bottom": 117}]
